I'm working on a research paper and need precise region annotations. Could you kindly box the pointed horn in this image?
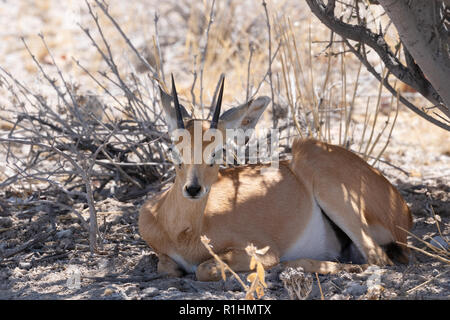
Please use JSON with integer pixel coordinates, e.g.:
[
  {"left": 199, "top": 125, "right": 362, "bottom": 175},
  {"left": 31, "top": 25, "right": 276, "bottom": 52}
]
[
  {"left": 171, "top": 74, "right": 185, "bottom": 129},
  {"left": 210, "top": 76, "right": 225, "bottom": 129}
]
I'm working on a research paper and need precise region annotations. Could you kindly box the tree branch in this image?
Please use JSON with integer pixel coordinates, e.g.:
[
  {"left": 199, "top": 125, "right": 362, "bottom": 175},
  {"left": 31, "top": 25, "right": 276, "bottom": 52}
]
[
  {"left": 344, "top": 40, "right": 450, "bottom": 131},
  {"left": 377, "top": 0, "right": 450, "bottom": 118},
  {"left": 305, "top": 0, "right": 443, "bottom": 106}
]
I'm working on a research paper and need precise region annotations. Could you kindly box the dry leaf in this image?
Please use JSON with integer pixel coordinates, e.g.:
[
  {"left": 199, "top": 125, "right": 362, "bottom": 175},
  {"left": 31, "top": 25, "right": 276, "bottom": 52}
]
[
  {"left": 245, "top": 243, "right": 257, "bottom": 256},
  {"left": 247, "top": 273, "right": 257, "bottom": 283},
  {"left": 256, "top": 286, "right": 265, "bottom": 298},
  {"left": 249, "top": 256, "right": 256, "bottom": 270},
  {"left": 256, "top": 262, "right": 267, "bottom": 287},
  {"left": 255, "top": 246, "right": 270, "bottom": 255}
]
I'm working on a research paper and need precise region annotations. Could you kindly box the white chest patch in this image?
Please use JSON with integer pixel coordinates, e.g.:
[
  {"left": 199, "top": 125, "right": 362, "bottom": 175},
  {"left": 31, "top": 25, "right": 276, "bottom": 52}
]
[
  {"left": 169, "top": 252, "right": 198, "bottom": 274},
  {"left": 280, "top": 202, "right": 342, "bottom": 262}
]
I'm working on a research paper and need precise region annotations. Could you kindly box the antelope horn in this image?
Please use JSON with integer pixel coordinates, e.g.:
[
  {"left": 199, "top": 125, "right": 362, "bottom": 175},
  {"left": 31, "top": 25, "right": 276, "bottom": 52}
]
[
  {"left": 210, "top": 76, "right": 225, "bottom": 129},
  {"left": 171, "top": 74, "right": 185, "bottom": 129}
]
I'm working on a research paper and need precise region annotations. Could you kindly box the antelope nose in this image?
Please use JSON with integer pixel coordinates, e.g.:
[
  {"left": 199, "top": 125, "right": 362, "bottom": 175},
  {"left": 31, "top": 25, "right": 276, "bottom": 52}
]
[{"left": 185, "top": 184, "right": 202, "bottom": 197}]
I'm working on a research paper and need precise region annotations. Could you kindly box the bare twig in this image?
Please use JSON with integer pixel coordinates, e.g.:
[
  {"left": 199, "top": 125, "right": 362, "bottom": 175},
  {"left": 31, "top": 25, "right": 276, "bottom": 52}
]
[
  {"left": 1, "top": 229, "right": 57, "bottom": 259},
  {"left": 406, "top": 270, "right": 449, "bottom": 294},
  {"left": 92, "top": 0, "right": 157, "bottom": 78},
  {"left": 200, "top": 235, "right": 249, "bottom": 291},
  {"left": 246, "top": 42, "right": 255, "bottom": 102},
  {"left": 199, "top": 0, "right": 217, "bottom": 118},
  {"left": 315, "top": 272, "right": 325, "bottom": 300},
  {"left": 86, "top": 274, "right": 164, "bottom": 283},
  {"left": 262, "top": 0, "right": 276, "bottom": 128},
  {"left": 154, "top": 11, "right": 165, "bottom": 84}
]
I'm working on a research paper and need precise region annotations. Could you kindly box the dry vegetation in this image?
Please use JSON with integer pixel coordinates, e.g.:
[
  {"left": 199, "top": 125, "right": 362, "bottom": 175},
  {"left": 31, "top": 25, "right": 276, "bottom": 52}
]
[{"left": 0, "top": 0, "right": 448, "bottom": 300}]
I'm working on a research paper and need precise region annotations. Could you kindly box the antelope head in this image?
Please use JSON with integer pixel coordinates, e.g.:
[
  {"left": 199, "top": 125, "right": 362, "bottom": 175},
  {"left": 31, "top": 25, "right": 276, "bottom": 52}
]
[{"left": 159, "top": 75, "right": 270, "bottom": 200}]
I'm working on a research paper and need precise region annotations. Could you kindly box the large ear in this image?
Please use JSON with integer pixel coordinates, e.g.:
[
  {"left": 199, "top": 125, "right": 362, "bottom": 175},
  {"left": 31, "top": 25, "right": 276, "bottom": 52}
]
[
  {"left": 159, "top": 86, "right": 191, "bottom": 132},
  {"left": 219, "top": 96, "right": 270, "bottom": 130}
]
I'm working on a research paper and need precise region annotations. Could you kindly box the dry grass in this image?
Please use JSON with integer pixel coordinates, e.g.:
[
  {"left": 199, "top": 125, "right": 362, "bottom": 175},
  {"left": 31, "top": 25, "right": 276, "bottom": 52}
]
[{"left": 200, "top": 236, "right": 269, "bottom": 300}]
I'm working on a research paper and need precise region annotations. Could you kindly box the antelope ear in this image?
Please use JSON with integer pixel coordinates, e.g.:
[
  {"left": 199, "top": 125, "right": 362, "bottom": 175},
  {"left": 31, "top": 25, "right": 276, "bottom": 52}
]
[
  {"left": 159, "top": 86, "right": 191, "bottom": 132},
  {"left": 219, "top": 96, "right": 270, "bottom": 130}
]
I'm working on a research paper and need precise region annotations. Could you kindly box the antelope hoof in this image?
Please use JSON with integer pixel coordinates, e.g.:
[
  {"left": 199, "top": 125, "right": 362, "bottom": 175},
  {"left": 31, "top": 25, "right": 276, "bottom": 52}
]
[{"left": 196, "top": 261, "right": 222, "bottom": 282}]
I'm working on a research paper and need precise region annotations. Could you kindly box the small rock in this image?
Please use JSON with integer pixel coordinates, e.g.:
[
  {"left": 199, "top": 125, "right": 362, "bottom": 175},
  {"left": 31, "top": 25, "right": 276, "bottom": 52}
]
[
  {"left": 60, "top": 238, "right": 74, "bottom": 250},
  {"left": 167, "top": 286, "right": 179, "bottom": 292},
  {"left": 103, "top": 287, "right": 115, "bottom": 296},
  {"left": 13, "top": 267, "right": 26, "bottom": 277},
  {"left": 364, "top": 265, "right": 381, "bottom": 274},
  {"left": 343, "top": 281, "right": 367, "bottom": 296},
  {"left": 329, "top": 294, "right": 349, "bottom": 300},
  {"left": 19, "top": 262, "right": 32, "bottom": 270},
  {"left": 367, "top": 274, "right": 382, "bottom": 288},
  {"left": 56, "top": 229, "right": 72, "bottom": 239},
  {"left": 142, "top": 287, "right": 159, "bottom": 297}
]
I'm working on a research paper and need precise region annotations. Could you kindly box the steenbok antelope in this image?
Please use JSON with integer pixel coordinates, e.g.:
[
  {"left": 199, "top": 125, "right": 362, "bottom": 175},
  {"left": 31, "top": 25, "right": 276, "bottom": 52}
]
[{"left": 139, "top": 76, "right": 412, "bottom": 281}]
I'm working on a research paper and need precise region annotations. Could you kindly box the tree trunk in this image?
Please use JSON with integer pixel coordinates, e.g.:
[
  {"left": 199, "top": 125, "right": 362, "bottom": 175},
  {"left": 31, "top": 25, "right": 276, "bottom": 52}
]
[{"left": 378, "top": 0, "right": 450, "bottom": 118}]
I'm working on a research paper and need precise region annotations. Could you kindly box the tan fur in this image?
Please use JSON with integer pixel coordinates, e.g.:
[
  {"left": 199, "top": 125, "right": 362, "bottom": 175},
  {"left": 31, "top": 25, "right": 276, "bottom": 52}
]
[
  {"left": 289, "top": 139, "right": 412, "bottom": 263},
  {"left": 139, "top": 121, "right": 412, "bottom": 281}
]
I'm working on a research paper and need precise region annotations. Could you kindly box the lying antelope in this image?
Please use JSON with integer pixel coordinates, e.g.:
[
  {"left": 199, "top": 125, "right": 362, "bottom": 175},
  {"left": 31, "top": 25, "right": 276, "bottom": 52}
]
[{"left": 139, "top": 76, "right": 412, "bottom": 281}]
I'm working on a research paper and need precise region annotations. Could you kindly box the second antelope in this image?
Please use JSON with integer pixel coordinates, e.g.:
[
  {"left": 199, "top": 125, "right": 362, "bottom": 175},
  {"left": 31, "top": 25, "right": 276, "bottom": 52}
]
[{"left": 139, "top": 76, "right": 412, "bottom": 281}]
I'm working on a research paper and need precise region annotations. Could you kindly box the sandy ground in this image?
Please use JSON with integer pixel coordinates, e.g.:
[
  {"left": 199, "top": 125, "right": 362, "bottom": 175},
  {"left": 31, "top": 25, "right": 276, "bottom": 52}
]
[{"left": 0, "top": 0, "right": 448, "bottom": 300}]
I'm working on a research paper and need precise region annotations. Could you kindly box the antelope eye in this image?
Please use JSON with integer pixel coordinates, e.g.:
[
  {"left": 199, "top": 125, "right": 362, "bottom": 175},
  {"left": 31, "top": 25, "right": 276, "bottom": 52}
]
[
  {"left": 208, "top": 152, "right": 216, "bottom": 167},
  {"left": 168, "top": 147, "right": 183, "bottom": 167}
]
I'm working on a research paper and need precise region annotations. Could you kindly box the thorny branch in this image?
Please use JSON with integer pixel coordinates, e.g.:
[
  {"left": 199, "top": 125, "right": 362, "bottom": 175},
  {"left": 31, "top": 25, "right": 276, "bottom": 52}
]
[{"left": 0, "top": 2, "right": 174, "bottom": 253}]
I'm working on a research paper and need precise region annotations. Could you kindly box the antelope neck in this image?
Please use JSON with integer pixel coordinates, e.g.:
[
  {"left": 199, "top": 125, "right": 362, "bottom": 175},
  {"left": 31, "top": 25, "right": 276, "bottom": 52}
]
[{"left": 162, "top": 177, "right": 210, "bottom": 239}]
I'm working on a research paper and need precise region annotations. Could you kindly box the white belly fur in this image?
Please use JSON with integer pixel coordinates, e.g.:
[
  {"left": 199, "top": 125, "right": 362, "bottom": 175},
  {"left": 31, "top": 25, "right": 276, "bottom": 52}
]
[{"left": 281, "top": 202, "right": 342, "bottom": 262}]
